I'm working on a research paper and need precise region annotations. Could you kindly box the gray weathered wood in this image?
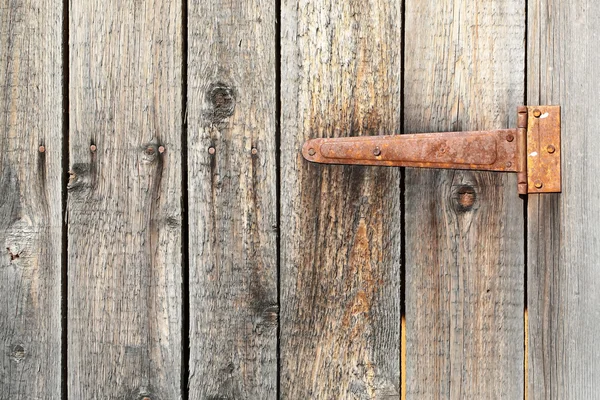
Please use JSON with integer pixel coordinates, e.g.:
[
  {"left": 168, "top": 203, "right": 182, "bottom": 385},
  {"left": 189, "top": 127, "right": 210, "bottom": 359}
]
[
  {"left": 187, "top": 1, "right": 278, "bottom": 398},
  {"left": 67, "top": 1, "right": 182, "bottom": 398},
  {"left": 404, "top": 0, "right": 525, "bottom": 397},
  {"left": 0, "top": 1, "right": 63, "bottom": 398},
  {"left": 280, "top": 0, "right": 402, "bottom": 397},
  {"left": 527, "top": 1, "right": 600, "bottom": 398}
]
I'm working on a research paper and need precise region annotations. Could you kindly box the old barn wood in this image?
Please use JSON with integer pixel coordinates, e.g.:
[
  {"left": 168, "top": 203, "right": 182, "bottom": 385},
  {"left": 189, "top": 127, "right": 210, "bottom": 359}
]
[{"left": 0, "top": 0, "right": 596, "bottom": 399}]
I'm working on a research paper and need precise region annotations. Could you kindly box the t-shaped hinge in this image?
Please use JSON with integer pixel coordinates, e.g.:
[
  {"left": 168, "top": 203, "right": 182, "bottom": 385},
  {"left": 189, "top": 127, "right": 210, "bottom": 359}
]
[{"left": 302, "top": 106, "right": 561, "bottom": 194}]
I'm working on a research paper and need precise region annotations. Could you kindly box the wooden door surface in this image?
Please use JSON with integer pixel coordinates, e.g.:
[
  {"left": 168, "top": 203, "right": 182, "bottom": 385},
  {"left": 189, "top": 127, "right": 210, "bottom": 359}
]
[{"left": 0, "top": 0, "right": 597, "bottom": 399}]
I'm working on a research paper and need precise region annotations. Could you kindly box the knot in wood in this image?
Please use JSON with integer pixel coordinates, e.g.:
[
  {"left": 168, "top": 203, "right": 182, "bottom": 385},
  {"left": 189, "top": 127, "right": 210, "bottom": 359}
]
[
  {"left": 67, "top": 163, "right": 92, "bottom": 191},
  {"left": 141, "top": 143, "right": 162, "bottom": 163},
  {"left": 9, "top": 344, "right": 26, "bottom": 362},
  {"left": 454, "top": 185, "right": 477, "bottom": 212},
  {"left": 206, "top": 82, "right": 236, "bottom": 122}
]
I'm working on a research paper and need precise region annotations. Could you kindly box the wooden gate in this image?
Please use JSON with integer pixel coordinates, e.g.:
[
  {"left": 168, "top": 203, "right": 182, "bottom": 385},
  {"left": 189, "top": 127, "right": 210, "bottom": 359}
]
[{"left": 0, "top": 0, "right": 596, "bottom": 398}]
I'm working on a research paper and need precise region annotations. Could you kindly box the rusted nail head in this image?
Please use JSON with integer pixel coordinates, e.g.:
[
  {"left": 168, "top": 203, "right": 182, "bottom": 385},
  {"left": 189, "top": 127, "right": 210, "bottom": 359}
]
[
  {"left": 506, "top": 134, "right": 514, "bottom": 142},
  {"left": 534, "top": 181, "right": 543, "bottom": 189},
  {"left": 38, "top": 145, "right": 46, "bottom": 153},
  {"left": 158, "top": 146, "right": 165, "bottom": 154},
  {"left": 208, "top": 146, "right": 216, "bottom": 155},
  {"left": 373, "top": 147, "right": 381, "bottom": 156},
  {"left": 308, "top": 148, "right": 316, "bottom": 156},
  {"left": 251, "top": 147, "right": 258, "bottom": 155},
  {"left": 90, "top": 144, "right": 97, "bottom": 152},
  {"left": 547, "top": 144, "right": 556, "bottom": 154},
  {"left": 533, "top": 109, "right": 542, "bottom": 118}
]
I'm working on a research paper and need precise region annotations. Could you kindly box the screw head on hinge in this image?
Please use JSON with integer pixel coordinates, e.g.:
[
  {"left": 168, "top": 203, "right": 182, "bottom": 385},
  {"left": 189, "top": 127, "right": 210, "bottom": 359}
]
[
  {"left": 534, "top": 181, "right": 544, "bottom": 189},
  {"left": 547, "top": 145, "right": 556, "bottom": 154},
  {"left": 533, "top": 109, "right": 542, "bottom": 118},
  {"left": 373, "top": 147, "right": 381, "bottom": 156}
]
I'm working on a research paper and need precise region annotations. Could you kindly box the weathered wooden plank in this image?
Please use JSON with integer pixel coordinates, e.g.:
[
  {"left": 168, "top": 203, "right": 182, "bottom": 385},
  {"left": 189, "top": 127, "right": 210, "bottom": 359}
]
[
  {"left": 280, "top": 0, "right": 402, "bottom": 397},
  {"left": 0, "top": 1, "right": 63, "bottom": 398},
  {"left": 187, "top": 1, "right": 278, "bottom": 398},
  {"left": 404, "top": 0, "right": 525, "bottom": 398},
  {"left": 67, "top": 1, "right": 182, "bottom": 398},
  {"left": 527, "top": 1, "right": 600, "bottom": 398}
]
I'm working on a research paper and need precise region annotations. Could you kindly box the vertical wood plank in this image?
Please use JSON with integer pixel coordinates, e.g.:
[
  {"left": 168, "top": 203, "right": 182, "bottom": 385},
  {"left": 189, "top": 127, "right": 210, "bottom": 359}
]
[
  {"left": 404, "top": 0, "right": 525, "bottom": 398},
  {"left": 528, "top": 0, "right": 600, "bottom": 397},
  {"left": 0, "top": 1, "right": 62, "bottom": 398},
  {"left": 187, "top": 1, "right": 278, "bottom": 398},
  {"left": 68, "top": 1, "right": 182, "bottom": 398},
  {"left": 280, "top": 0, "right": 402, "bottom": 397}
]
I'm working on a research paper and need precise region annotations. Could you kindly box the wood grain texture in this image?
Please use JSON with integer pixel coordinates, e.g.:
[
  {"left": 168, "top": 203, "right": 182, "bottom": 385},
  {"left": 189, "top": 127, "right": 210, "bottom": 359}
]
[
  {"left": 187, "top": 1, "right": 278, "bottom": 398},
  {"left": 280, "top": 0, "right": 402, "bottom": 397},
  {"left": 0, "top": 1, "right": 63, "bottom": 398},
  {"left": 68, "top": 1, "right": 182, "bottom": 398},
  {"left": 404, "top": 0, "right": 525, "bottom": 398},
  {"left": 527, "top": 0, "right": 600, "bottom": 398}
]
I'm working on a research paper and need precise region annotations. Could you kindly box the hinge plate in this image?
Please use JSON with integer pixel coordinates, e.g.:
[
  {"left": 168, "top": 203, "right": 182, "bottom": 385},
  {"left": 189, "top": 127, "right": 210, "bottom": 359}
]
[{"left": 526, "top": 106, "right": 561, "bottom": 193}]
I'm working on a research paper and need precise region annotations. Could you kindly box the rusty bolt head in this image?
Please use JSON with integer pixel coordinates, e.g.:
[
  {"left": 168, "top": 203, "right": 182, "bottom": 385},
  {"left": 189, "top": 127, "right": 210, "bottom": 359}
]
[
  {"left": 251, "top": 147, "right": 258, "bottom": 155},
  {"left": 90, "top": 144, "right": 97, "bottom": 152},
  {"left": 506, "top": 134, "right": 514, "bottom": 142},
  {"left": 547, "top": 144, "right": 556, "bottom": 154},
  {"left": 158, "top": 146, "right": 165, "bottom": 154},
  {"left": 534, "top": 180, "right": 543, "bottom": 189},
  {"left": 505, "top": 161, "right": 512, "bottom": 168},
  {"left": 38, "top": 145, "right": 45, "bottom": 153},
  {"left": 533, "top": 109, "right": 542, "bottom": 118},
  {"left": 208, "top": 146, "right": 216, "bottom": 155},
  {"left": 373, "top": 147, "right": 381, "bottom": 156},
  {"left": 307, "top": 148, "right": 316, "bottom": 156}
]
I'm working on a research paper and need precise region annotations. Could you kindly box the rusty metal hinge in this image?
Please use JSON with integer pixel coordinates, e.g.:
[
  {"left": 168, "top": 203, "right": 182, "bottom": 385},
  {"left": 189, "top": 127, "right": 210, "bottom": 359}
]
[{"left": 302, "top": 106, "right": 561, "bottom": 194}]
